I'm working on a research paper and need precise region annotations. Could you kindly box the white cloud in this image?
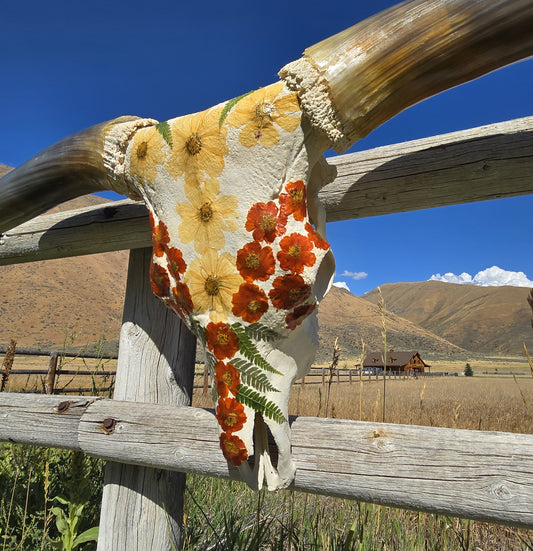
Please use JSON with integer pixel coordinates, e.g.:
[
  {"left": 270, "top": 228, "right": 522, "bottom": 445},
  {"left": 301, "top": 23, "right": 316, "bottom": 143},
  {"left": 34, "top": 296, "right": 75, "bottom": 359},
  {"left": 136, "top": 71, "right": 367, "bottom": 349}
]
[
  {"left": 429, "top": 266, "right": 533, "bottom": 288},
  {"left": 341, "top": 270, "right": 368, "bottom": 281},
  {"left": 333, "top": 281, "right": 351, "bottom": 291}
]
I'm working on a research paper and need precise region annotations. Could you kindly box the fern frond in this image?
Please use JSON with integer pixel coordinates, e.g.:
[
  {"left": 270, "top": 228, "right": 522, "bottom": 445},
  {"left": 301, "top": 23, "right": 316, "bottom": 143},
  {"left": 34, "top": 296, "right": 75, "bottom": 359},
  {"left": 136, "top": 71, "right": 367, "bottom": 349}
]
[
  {"left": 219, "top": 90, "right": 254, "bottom": 127},
  {"left": 244, "top": 323, "right": 281, "bottom": 343},
  {"left": 231, "top": 357, "right": 279, "bottom": 394},
  {"left": 155, "top": 121, "right": 173, "bottom": 148},
  {"left": 236, "top": 385, "right": 286, "bottom": 424},
  {"left": 231, "top": 323, "right": 281, "bottom": 375}
]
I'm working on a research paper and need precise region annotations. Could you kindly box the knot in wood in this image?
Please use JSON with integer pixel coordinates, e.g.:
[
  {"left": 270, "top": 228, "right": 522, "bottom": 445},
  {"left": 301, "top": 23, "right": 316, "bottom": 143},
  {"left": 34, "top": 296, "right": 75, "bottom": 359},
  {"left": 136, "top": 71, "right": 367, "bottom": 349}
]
[
  {"left": 102, "top": 417, "right": 116, "bottom": 434},
  {"left": 56, "top": 401, "right": 71, "bottom": 413}
]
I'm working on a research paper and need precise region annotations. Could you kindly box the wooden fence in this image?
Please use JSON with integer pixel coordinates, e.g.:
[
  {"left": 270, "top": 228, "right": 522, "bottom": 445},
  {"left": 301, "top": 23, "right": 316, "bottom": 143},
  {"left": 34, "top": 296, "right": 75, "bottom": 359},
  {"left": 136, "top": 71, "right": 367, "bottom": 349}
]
[{"left": 1, "top": 116, "right": 533, "bottom": 549}]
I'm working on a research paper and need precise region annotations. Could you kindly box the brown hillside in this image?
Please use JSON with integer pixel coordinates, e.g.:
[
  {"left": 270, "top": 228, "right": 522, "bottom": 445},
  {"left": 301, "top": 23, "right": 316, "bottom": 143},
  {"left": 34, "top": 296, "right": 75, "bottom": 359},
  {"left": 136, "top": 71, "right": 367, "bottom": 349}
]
[
  {"left": 362, "top": 281, "right": 532, "bottom": 355},
  {"left": 0, "top": 194, "right": 129, "bottom": 350},
  {"left": 316, "top": 286, "right": 467, "bottom": 363}
]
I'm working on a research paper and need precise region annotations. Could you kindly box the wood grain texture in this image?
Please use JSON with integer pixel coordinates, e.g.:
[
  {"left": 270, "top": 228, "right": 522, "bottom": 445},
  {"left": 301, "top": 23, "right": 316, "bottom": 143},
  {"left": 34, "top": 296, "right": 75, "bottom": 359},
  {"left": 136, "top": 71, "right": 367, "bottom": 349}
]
[
  {"left": 2, "top": 393, "right": 532, "bottom": 528},
  {"left": 96, "top": 248, "right": 196, "bottom": 551},
  {"left": 0, "top": 117, "right": 531, "bottom": 264}
]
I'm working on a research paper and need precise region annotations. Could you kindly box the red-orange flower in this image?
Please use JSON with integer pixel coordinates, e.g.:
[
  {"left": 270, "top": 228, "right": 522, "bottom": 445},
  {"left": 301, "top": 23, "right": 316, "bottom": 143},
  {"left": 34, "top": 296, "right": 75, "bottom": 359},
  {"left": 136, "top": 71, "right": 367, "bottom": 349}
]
[
  {"left": 166, "top": 247, "right": 187, "bottom": 280},
  {"left": 245, "top": 202, "right": 286, "bottom": 243},
  {"left": 269, "top": 274, "right": 311, "bottom": 310},
  {"left": 285, "top": 302, "right": 316, "bottom": 330},
  {"left": 236, "top": 242, "right": 275, "bottom": 282},
  {"left": 216, "top": 397, "right": 247, "bottom": 433},
  {"left": 151, "top": 217, "right": 170, "bottom": 257},
  {"left": 280, "top": 180, "right": 306, "bottom": 221},
  {"left": 231, "top": 282, "right": 269, "bottom": 323},
  {"left": 215, "top": 361, "right": 240, "bottom": 398},
  {"left": 305, "top": 222, "right": 329, "bottom": 250},
  {"left": 220, "top": 432, "right": 248, "bottom": 466},
  {"left": 150, "top": 261, "right": 170, "bottom": 298},
  {"left": 205, "top": 322, "right": 239, "bottom": 360},
  {"left": 168, "top": 282, "right": 194, "bottom": 318},
  {"left": 277, "top": 233, "right": 316, "bottom": 274}
]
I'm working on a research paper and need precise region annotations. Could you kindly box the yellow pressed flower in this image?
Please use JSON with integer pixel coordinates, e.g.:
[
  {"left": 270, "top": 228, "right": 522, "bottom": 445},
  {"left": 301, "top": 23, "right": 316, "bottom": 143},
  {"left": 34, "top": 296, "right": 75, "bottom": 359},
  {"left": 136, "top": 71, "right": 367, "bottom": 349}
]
[
  {"left": 166, "top": 107, "right": 228, "bottom": 187},
  {"left": 226, "top": 82, "right": 301, "bottom": 147},
  {"left": 185, "top": 249, "right": 243, "bottom": 322},
  {"left": 129, "top": 126, "right": 167, "bottom": 185},
  {"left": 175, "top": 178, "right": 239, "bottom": 254}
]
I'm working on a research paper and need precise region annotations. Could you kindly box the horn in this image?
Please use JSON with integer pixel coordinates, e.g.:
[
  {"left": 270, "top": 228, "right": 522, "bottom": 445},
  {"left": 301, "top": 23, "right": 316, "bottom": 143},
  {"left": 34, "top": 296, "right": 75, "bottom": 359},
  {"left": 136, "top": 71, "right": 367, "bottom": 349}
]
[
  {"left": 0, "top": 116, "right": 148, "bottom": 233},
  {"left": 279, "top": 0, "right": 533, "bottom": 152}
]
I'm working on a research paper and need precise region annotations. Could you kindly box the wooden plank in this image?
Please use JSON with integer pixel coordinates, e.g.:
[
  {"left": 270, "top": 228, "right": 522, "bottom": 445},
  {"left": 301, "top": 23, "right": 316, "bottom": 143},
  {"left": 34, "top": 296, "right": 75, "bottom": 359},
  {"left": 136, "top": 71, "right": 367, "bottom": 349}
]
[
  {"left": 2, "top": 392, "right": 532, "bottom": 528},
  {"left": 1, "top": 116, "right": 531, "bottom": 265},
  {"left": 0, "top": 393, "right": 98, "bottom": 449},
  {"left": 96, "top": 247, "right": 196, "bottom": 551}
]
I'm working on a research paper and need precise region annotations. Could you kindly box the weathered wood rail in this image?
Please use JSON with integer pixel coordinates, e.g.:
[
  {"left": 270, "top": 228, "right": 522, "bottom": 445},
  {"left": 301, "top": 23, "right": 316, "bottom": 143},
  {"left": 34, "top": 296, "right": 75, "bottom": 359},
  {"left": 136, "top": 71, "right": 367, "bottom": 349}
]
[
  {"left": 1, "top": 116, "right": 532, "bottom": 265},
  {"left": 1, "top": 392, "right": 533, "bottom": 528},
  {"left": 1, "top": 116, "right": 532, "bottom": 547}
]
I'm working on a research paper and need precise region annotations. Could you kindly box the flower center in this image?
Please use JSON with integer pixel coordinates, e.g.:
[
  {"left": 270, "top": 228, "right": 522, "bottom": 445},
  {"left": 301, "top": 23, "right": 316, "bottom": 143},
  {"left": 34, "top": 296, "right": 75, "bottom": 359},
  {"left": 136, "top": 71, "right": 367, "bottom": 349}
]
[
  {"left": 288, "top": 245, "right": 301, "bottom": 257},
  {"left": 247, "top": 300, "right": 261, "bottom": 313},
  {"left": 216, "top": 331, "right": 229, "bottom": 345},
  {"left": 204, "top": 275, "right": 221, "bottom": 296},
  {"left": 186, "top": 133, "right": 202, "bottom": 155},
  {"left": 224, "top": 439, "right": 240, "bottom": 454},
  {"left": 260, "top": 214, "right": 276, "bottom": 232},
  {"left": 225, "top": 413, "right": 239, "bottom": 427},
  {"left": 288, "top": 288, "right": 302, "bottom": 302},
  {"left": 244, "top": 253, "right": 260, "bottom": 269},
  {"left": 199, "top": 202, "right": 213, "bottom": 222},
  {"left": 136, "top": 141, "right": 148, "bottom": 159},
  {"left": 255, "top": 101, "right": 275, "bottom": 124},
  {"left": 222, "top": 371, "right": 233, "bottom": 386},
  {"left": 290, "top": 189, "right": 304, "bottom": 203}
]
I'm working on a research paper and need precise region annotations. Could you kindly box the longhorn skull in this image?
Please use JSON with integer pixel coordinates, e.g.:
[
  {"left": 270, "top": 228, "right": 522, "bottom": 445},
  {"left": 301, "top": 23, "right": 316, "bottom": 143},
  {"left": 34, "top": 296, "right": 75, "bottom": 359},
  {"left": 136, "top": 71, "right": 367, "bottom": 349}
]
[{"left": 1, "top": 0, "right": 532, "bottom": 489}]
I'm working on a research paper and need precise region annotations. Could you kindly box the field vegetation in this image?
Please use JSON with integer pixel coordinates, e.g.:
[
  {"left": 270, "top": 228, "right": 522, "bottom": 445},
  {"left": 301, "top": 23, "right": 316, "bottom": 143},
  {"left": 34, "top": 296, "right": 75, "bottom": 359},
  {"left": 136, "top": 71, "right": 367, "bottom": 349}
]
[{"left": 1, "top": 348, "right": 533, "bottom": 550}]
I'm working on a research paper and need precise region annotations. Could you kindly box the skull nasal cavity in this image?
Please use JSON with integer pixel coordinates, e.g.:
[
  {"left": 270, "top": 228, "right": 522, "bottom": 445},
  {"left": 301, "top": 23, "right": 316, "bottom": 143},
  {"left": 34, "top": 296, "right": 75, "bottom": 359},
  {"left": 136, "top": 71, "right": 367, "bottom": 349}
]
[
  {"left": 204, "top": 275, "right": 220, "bottom": 296},
  {"left": 199, "top": 202, "right": 213, "bottom": 222},
  {"left": 186, "top": 133, "right": 202, "bottom": 155}
]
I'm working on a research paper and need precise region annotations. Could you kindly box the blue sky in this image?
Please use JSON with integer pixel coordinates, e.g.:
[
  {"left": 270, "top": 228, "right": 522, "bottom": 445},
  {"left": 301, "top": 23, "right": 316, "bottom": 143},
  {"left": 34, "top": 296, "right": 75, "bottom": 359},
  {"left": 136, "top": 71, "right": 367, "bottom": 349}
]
[{"left": 1, "top": 0, "right": 531, "bottom": 295}]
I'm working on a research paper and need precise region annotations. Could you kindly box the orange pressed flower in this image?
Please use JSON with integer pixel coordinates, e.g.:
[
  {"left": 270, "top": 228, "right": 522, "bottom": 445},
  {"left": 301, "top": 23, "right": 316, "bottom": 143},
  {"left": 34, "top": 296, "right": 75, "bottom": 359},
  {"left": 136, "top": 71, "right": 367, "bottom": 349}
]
[
  {"left": 236, "top": 242, "right": 275, "bottom": 282},
  {"left": 269, "top": 274, "right": 311, "bottom": 310},
  {"left": 245, "top": 202, "right": 286, "bottom": 243},
  {"left": 280, "top": 180, "right": 307, "bottom": 221},
  {"left": 285, "top": 303, "right": 316, "bottom": 330},
  {"left": 166, "top": 247, "right": 187, "bottom": 280},
  {"left": 277, "top": 233, "right": 316, "bottom": 274},
  {"left": 168, "top": 282, "right": 194, "bottom": 318},
  {"left": 216, "top": 397, "right": 247, "bottom": 433},
  {"left": 215, "top": 361, "right": 240, "bottom": 398},
  {"left": 220, "top": 432, "right": 248, "bottom": 466},
  {"left": 151, "top": 217, "right": 170, "bottom": 258},
  {"left": 205, "top": 322, "right": 239, "bottom": 360},
  {"left": 150, "top": 262, "right": 170, "bottom": 298},
  {"left": 232, "top": 282, "right": 269, "bottom": 323},
  {"left": 305, "top": 222, "right": 330, "bottom": 250}
]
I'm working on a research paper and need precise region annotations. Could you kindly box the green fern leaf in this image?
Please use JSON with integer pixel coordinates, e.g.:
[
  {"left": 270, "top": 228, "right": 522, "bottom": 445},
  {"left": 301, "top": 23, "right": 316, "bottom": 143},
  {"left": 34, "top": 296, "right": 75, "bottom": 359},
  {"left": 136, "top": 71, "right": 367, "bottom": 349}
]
[
  {"left": 205, "top": 351, "right": 217, "bottom": 374},
  {"left": 190, "top": 319, "right": 206, "bottom": 346},
  {"left": 219, "top": 90, "right": 254, "bottom": 127},
  {"left": 244, "top": 322, "right": 282, "bottom": 343},
  {"left": 231, "top": 323, "right": 281, "bottom": 375},
  {"left": 231, "top": 357, "right": 279, "bottom": 394},
  {"left": 236, "top": 385, "right": 286, "bottom": 424},
  {"left": 155, "top": 121, "right": 173, "bottom": 149}
]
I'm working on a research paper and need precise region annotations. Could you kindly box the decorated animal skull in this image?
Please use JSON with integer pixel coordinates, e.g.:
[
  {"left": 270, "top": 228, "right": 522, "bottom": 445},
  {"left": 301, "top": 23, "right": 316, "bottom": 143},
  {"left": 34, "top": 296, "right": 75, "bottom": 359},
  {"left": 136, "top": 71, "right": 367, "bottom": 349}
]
[{"left": 1, "top": 0, "right": 531, "bottom": 490}]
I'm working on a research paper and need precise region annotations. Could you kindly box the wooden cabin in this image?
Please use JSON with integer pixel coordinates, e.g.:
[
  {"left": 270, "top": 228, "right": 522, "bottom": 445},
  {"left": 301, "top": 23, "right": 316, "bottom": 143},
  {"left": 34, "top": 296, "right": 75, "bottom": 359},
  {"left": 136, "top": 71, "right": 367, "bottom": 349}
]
[{"left": 362, "top": 351, "right": 430, "bottom": 374}]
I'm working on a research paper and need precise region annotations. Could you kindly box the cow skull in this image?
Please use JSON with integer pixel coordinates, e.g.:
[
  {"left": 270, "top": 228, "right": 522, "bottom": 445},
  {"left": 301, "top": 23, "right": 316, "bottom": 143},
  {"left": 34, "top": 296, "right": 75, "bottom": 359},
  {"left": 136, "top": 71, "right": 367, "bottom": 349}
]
[{"left": 1, "top": 0, "right": 532, "bottom": 489}]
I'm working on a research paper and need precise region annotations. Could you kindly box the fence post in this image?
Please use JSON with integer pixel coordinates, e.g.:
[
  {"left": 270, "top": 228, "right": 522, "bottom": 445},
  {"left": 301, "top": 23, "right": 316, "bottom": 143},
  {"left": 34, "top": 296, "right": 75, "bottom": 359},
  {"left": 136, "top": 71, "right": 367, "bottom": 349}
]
[
  {"left": 97, "top": 247, "right": 196, "bottom": 551},
  {"left": 45, "top": 352, "right": 59, "bottom": 394}
]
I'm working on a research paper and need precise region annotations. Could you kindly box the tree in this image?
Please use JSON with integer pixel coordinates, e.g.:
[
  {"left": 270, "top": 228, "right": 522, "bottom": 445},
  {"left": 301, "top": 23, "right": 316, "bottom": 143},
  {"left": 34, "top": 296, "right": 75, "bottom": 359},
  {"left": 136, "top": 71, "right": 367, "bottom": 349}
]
[{"left": 464, "top": 362, "right": 474, "bottom": 377}]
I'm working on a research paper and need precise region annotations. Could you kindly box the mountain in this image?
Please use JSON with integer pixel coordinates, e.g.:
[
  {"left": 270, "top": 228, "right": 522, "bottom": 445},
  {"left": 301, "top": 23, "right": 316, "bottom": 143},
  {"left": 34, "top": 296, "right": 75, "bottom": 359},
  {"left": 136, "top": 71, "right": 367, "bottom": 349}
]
[
  {"left": 316, "top": 286, "right": 467, "bottom": 363},
  {"left": 362, "top": 281, "right": 532, "bottom": 355}
]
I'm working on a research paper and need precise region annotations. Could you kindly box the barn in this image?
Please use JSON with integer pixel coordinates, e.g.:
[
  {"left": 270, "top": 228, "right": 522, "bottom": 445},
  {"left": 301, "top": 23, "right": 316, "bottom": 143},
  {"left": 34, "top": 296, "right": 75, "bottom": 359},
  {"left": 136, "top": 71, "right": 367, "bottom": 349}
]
[{"left": 362, "top": 351, "right": 430, "bottom": 374}]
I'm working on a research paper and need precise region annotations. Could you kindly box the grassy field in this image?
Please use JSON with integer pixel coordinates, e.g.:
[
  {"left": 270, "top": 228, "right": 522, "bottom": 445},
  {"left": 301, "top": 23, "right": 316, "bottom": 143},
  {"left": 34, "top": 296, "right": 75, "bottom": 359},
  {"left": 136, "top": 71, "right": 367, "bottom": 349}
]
[{"left": 2, "top": 351, "right": 533, "bottom": 549}]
